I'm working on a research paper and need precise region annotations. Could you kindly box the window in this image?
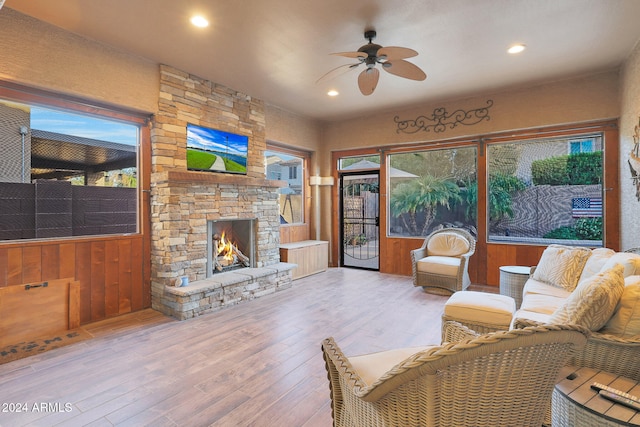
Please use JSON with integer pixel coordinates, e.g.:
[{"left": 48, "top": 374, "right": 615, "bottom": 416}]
[
  {"left": 486, "top": 133, "right": 603, "bottom": 245},
  {"left": 0, "top": 99, "right": 140, "bottom": 241},
  {"left": 569, "top": 138, "right": 595, "bottom": 154},
  {"left": 288, "top": 166, "right": 297, "bottom": 180},
  {"left": 265, "top": 148, "right": 305, "bottom": 224},
  {"left": 387, "top": 146, "right": 477, "bottom": 237}
]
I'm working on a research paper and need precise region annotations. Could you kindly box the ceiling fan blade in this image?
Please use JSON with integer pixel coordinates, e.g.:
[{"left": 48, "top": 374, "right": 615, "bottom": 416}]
[
  {"left": 382, "top": 59, "right": 427, "bottom": 81},
  {"left": 358, "top": 67, "right": 379, "bottom": 96},
  {"left": 330, "top": 51, "right": 368, "bottom": 59},
  {"left": 377, "top": 46, "right": 418, "bottom": 61},
  {"left": 316, "top": 63, "right": 361, "bottom": 84}
]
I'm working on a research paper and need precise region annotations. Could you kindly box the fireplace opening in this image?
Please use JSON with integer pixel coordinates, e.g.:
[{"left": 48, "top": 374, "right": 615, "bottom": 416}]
[{"left": 207, "top": 219, "right": 256, "bottom": 276}]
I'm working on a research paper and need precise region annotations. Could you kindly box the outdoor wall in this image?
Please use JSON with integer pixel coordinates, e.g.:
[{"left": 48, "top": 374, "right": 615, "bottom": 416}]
[{"left": 620, "top": 40, "right": 640, "bottom": 250}]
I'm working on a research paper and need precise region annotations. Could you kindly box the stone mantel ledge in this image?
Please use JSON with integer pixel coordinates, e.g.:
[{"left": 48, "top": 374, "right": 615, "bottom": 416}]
[
  {"left": 165, "top": 262, "right": 297, "bottom": 296},
  {"left": 153, "top": 170, "right": 287, "bottom": 188}
]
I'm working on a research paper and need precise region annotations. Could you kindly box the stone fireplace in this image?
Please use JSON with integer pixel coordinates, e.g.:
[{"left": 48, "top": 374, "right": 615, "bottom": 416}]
[{"left": 149, "top": 65, "right": 295, "bottom": 320}]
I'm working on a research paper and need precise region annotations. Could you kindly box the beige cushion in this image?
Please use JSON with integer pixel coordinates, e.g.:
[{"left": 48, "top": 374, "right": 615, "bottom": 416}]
[
  {"left": 532, "top": 244, "right": 592, "bottom": 292},
  {"left": 427, "top": 232, "right": 469, "bottom": 257},
  {"left": 444, "top": 291, "right": 515, "bottom": 326},
  {"left": 599, "top": 276, "right": 640, "bottom": 338},
  {"left": 600, "top": 253, "right": 640, "bottom": 277},
  {"left": 579, "top": 248, "right": 616, "bottom": 282},
  {"left": 349, "top": 345, "right": 435, "bottom": 386},
  {"left": 548, "top": 265, "right": 625, "bottom": 331},
  {"left": 522, "top": 278, "right": 572, "bottom": 300},
  {"left": 417, "top": 256, "right": 461, "bottom": 276},
  {"left": 519, "top": 293, "right": 567, "bottom": 316}
]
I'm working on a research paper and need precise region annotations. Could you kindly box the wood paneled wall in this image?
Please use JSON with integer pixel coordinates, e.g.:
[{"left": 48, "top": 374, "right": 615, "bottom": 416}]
[
  {"left": 280, "top": 224, "right": 310, "bottom": 244},
  {"left": 0, "top": 236, "right": 149, "bottom": 324}
]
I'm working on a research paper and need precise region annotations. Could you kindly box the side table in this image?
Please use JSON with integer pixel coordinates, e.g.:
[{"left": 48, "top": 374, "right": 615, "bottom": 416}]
[
  {"left": 553, "top": 366, "right": 640, "bottom": 426},
  {"left": 498, "top": 265, "right": 531, "bottom": 309}
]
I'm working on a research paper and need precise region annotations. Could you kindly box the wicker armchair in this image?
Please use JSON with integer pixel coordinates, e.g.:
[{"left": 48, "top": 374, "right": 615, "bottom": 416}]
[
  {"left": 322, "top": 323, "right": 589, "bottom": 427},
  {"left": 410, "top": 228, "right": 476, "bottom": 295}
]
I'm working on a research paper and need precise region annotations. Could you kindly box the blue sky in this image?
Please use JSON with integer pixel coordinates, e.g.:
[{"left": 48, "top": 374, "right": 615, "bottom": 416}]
[
  {"left": 187, "top": 124, "right": 248, "bottom": 157},
  {"left": 30, "top": 107, "right": 138, "bottom": 146}
]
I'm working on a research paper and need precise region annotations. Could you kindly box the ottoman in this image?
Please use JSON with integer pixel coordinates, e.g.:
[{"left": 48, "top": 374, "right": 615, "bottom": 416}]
[{"left": 441, "top": 291, "right": 516, "bottom": 342}]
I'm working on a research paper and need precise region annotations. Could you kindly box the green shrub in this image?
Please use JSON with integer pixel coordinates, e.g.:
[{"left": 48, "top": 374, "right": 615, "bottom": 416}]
[
  {"left": 531, "top": 152, "right": 602, "bottom": 186},
  {"left": 575, "top": 217, "right": 603, "bottom": 240},
  {"left": 567, "top": 152, "right": 602, "bottom": 185},
  {"left": 532, "top": 155, "right": 569, "bottom": 185},
  {"left": 543, "top": 226, "right": 577, "bottom": 240}
]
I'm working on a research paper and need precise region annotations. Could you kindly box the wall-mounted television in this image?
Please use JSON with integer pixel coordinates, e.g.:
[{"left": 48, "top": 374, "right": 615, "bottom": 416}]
[{"left": 186, "top": 123, "right": 248, "bottom": 175}]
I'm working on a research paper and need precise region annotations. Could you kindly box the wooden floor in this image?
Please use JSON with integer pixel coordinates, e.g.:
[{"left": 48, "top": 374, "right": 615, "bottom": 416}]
[{"left": 0, "top": 268, "right": 485, "bottom": 426}]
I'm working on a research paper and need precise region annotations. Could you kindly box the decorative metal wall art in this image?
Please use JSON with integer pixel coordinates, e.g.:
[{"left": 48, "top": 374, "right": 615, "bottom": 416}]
[
  {"left": 394, "top": 99, "right": 493, "bottom": 134},
  {"left": 628, "top": 115, "right": 640, "bottom": 201}
]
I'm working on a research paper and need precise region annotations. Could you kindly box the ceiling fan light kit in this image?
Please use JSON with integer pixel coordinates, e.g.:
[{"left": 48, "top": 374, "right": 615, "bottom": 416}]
[{"left": 318, "top": 30, "right": 427, "bottom": 96}]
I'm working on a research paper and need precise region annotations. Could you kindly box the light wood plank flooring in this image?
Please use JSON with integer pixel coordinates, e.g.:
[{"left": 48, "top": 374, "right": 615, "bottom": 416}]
[{"left": 0, "top": 268, "right": 473, "bottom": 426}]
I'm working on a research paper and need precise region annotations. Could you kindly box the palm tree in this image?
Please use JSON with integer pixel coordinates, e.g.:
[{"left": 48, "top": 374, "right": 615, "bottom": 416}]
[{"left": 391, "top": 175, "right": 461, "bottom": 235}]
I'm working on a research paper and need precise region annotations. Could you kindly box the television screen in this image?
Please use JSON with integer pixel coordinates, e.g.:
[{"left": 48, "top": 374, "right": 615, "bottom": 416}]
[{"left": 186, "top": 124, "right": 248, "bottom": 175}]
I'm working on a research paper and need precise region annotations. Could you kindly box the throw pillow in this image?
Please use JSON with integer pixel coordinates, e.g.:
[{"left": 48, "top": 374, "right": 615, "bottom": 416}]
[
  {"left": 599, "top": 276, "right": 640, "bottom": 338},
  {"left": 532, "top": 244, "right": 592, "bottom": 292},
  {"left": 548, "top": 264, "right": 625, "bottom": 331}
]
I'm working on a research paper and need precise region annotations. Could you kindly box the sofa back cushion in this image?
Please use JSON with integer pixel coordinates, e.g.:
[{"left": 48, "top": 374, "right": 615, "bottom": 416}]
[
  {"left": 532, "top": 244, "right": 592, "bottom": 292},
  {"left": 427, "top": 232, "right": 469, "bottom": 257},
  {"left": 548, "top": 264, "right": 625, "bottom": 331},
  {"left": 579, "top": 248, "right": 615, "bottom": 282},
  {"left": 600, "top": 253, "right": 640, "bottom": 277},
  {"left": 599, "top": 276, "right": 640, "bottom": 338}
]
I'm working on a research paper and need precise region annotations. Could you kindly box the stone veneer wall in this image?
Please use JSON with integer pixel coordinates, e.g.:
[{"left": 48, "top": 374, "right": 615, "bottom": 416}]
[{"left": 150, "top": 65, "right": 283, "bottom": 314}]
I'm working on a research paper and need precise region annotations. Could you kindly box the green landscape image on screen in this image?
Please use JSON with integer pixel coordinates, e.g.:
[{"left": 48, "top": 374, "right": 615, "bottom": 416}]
[{"left": 186, "top": 124, "right": 248, "bottom": 174}]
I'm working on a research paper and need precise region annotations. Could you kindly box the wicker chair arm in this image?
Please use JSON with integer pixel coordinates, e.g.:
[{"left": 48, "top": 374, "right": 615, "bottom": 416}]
[
  {"left": 441, "top": 320, "right": 480, "bottom": 344},
  {"left": 324, "top": 324, "right": 589, "bottom": 403}
]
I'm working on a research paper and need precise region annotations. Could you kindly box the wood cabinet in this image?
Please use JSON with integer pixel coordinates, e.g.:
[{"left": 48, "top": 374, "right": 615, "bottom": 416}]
[{"left": 279, "top": 240, "right": 328, "bottom": 280}]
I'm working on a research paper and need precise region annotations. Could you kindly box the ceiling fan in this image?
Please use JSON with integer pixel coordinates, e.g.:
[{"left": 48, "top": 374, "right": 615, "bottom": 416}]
[{"left": 318, "top": 30, "right": 427, "bottom": 96}]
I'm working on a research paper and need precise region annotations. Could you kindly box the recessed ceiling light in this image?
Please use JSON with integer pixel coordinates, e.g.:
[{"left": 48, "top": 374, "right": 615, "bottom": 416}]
[
  {"left": 191, "top": 15, "right": 209, "bottom": 28},
  {"left": 508, "top": 44, "right": 526, "bottom": 54},
  {"left": 327, "top": 90, "right": 339, "bottom": 97}
]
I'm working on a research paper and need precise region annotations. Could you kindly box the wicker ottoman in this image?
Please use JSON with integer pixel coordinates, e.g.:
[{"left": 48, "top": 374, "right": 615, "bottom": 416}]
[{"left": 442, "top": 291, "right": 516, "bottom": 342}]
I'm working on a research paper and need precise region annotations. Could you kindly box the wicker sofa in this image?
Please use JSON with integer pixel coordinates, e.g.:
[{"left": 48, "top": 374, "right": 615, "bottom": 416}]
[
  {"left": 510, "top": 245, "right": 640, "bottom": 380},
  {"left": 442, "top": 245, "right": 640, "bottom": 379},
  {"left": 442, "top": 245, "right": 640, "bottom": 425}
]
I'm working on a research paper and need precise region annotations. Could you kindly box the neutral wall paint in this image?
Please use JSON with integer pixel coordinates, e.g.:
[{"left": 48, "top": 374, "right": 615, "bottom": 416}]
[
  {"left": 620, "top": 41, "right": 640, "bottom": 250},
  {"left": 0, "top": 8, "right": 158, "bottom": 114},
  {"left": 321, "top": 71, "right": 620, "bottom": 175}
]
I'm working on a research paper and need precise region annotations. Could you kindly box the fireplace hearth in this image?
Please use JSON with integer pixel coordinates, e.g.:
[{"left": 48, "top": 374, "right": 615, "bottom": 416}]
[{"left": 207, "top": 219, "right": 256, "bottom": 277}]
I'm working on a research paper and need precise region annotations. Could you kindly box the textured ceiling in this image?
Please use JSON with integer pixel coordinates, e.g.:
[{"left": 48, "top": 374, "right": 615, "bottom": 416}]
[{"left": 5, "top": 0, "right": 640, "bottom": 121}]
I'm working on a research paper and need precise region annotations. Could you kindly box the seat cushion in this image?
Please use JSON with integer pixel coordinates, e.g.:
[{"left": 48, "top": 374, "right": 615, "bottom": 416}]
[
  {"left": 548, "top": 264, "right": 625, "bottom": 331},
  {"left": 531, "top": 244, "right": 592, "bottom": 292},
  {"left": 599, "top": 276, "right": 640, "bottom": 338},
  {"left": 427, "top": 232, "right": 469, "bottom": 257},
  {"left": 519, "top": 293, "right": 567, "bottom": 316},
  {"left": 349, "top": 345, "right": 436, "bottom": 386},
  {"left": 444, "top": 291, "right": 516, "bottom": 326},
  {"left": 522, "top": 278, "right": 572, "bottom": 300},
  {"left": 417, "top": 256, "right": 461, "bottom": 276}
]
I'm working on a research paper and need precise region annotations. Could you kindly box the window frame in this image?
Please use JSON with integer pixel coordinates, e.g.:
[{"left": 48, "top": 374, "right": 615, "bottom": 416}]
[
  {"left": 265, "top": 142, "right": 310, "bottom": 227},
  {"left": 0, "top": 80, "right": 149, "bottom": 243}
]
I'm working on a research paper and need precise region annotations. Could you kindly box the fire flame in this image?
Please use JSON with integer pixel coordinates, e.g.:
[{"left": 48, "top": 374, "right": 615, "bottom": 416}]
[{"left": 216, "top": 232, "right": 235, "bottom": 261}]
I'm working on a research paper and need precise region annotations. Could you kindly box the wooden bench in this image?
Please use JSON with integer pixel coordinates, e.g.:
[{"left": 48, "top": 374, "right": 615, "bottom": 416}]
[{"left": 279, "top": 240, "right": 328, "bottom": 280}]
